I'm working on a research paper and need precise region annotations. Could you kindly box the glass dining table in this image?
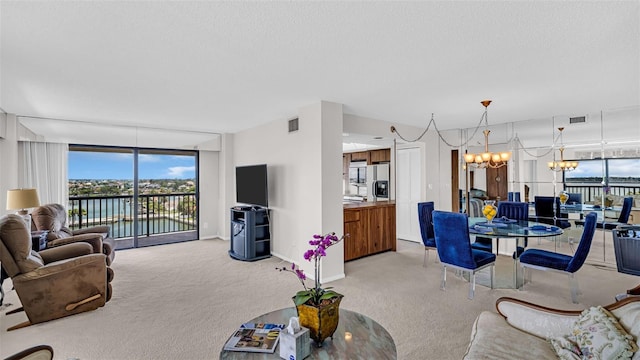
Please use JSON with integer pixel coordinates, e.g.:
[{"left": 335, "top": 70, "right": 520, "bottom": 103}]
[{"left": 468, "top": 217, "right": 564, "bottom": 289}]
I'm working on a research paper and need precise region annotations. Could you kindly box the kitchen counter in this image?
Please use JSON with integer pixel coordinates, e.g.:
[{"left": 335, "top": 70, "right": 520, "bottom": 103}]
[
  {"left": 343, "top": 200, "right": 395, "bottom": 209},
  {"left": 343, "top": 201, "right": 396, "bottom": 261}
]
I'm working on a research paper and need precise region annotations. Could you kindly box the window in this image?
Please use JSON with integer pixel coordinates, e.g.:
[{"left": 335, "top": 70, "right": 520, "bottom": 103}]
[{"left": 68, "top": 145, "right": 198, "bottom": 248}]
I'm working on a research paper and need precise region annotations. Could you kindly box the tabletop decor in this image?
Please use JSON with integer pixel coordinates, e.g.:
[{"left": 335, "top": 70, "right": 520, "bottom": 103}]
[
  {"left": 559, "top": 190, "right": 569, "bottom": 205},
  {"left": 482, "top": 200, "right": 497, "bottom": 224},
  {"left": 276, "top": 232, "right": 346, "bottom": 347}
]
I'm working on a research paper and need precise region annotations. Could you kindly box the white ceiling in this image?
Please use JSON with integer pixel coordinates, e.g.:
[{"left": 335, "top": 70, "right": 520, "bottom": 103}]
[{"left": 1, "top": 1, "right": 638, "bottom": 135}]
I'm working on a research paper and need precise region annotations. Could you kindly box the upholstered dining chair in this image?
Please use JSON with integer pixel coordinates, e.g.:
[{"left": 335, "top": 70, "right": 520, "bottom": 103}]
[
  {"left": 471, "top": 201, "right": 529, "bottom": 254},
  {"left": 532, "top": 196, "right": 571, "bottom": 229},
  {"left": 507, "top": 192, "right": 521, "bottom": 202},
  {"left": 575, "top": 196, "right": 633, "bottom": 230},
  {"left": 519, "top": 212, "right": 597, "bottom": 303},
  {"left": 418, "top": 201, "right": 436, "bottom": 267},
  {"left": 432, "top": 210, "right": 496, "bottom": 300}
]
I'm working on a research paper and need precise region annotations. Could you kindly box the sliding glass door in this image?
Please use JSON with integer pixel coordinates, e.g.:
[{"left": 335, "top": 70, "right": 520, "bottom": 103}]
[{"left": 68, "top": 146, "right": 198, "bottom": 249}]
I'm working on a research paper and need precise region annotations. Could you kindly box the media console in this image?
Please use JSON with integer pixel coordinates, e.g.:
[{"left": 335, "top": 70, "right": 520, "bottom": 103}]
[{"left": 229, "top": 207, "right": 271, "bottom": 261}]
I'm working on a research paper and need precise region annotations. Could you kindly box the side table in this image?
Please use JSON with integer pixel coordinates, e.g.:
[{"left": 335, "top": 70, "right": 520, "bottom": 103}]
[
  {"left": 31, "top": 230, "right": 49, "bottom": 251},
  {"left": 219, "top": 308, "right": 396, "bottom": 359}
]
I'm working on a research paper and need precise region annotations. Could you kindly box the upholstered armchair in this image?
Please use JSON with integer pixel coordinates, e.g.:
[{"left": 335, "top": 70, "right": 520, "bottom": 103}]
[
  {"left": 0, "top": 214, "right": 111, "bottom": 331},
  {"left": 31, "top": 203, "right": 115, "bottom": 265}
]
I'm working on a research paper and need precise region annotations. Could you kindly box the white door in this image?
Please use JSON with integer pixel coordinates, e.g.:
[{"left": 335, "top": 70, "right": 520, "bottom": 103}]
[{"left": 396, "top": 147, "right": 422, "bottom": 242}]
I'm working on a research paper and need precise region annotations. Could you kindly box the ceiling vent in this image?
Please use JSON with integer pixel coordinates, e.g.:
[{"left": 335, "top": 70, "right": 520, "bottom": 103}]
[
  {"left": 288, "top": 118, "right": 299, "bottom": 133},
  {"left": 569, "top": 116, "right": 586, "bottom": 124}
]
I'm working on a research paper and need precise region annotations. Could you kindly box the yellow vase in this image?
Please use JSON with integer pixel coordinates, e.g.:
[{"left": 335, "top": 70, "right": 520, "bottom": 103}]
[{"left": 294, "top": 295, "right": 343, "bottom": 347}]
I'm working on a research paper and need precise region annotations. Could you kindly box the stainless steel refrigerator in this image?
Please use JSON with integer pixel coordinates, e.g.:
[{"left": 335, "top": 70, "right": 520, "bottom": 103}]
[{"left": 367, "top": 163, "right": 390, "bottom": 202}]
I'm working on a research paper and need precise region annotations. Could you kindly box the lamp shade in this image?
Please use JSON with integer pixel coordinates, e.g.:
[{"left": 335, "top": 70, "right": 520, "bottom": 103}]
[{"left": 6, "top": 188, "right": 40, "bottom": 213}]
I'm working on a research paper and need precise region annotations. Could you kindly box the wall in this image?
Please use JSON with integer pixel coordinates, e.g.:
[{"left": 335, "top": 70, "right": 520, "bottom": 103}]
[
  {"left": 232, "top": 101, "right": 345, "bottom": 283},
  {"left": 198, "top": 150, "right": 219, "bottom": 239},
  {"left": 0, "top": 114, "right": 20, "bottom": 215}
]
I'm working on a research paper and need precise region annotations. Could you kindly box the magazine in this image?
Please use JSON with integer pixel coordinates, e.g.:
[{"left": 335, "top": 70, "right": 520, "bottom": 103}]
[{"left": 223, "top": 323, "right": 286, "bottom": 353}]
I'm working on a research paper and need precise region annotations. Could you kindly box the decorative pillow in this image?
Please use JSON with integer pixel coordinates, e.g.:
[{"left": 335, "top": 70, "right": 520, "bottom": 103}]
[
  {"left": 572, "top": 306, "right": 637, "bottom": 360},
  {"left": 549, "top": 335, "right": 582, "bottom": 360}
]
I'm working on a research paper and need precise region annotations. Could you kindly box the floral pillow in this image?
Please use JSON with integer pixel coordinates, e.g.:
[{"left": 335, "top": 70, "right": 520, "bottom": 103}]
[
  {"left": 572, "top": 306, "right": 637, "bottom": 359},
  {"left": 549, "top": 335, "right": 582, "bottom": 360}
]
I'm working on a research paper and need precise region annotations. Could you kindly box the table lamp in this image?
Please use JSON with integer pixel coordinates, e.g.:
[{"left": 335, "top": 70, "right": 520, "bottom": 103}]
[{"left": 6, "top": 188, "right": 40, "bottom": 229}]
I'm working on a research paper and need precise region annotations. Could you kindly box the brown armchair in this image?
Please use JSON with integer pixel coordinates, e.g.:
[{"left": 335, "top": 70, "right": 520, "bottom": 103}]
[
  {"left": 31, "top": 203, "right": 115, "bottom": 265},
  {"left": 0, "top": 214, "right": 110, "bottom": 331}
]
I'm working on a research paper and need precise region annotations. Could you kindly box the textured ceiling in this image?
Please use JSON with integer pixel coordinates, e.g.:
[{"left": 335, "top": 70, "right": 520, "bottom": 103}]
[{"left": 1, "top": 1, "right": 638, "bottom": 134}]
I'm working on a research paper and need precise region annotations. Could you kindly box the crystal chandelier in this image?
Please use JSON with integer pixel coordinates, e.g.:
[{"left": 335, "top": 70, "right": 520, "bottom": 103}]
[
  {"left": 548, "top": 127, "right": 578, "bottom": 171},
  {"left": 463, "top": 100, "right": 511, "bottom": 169}
]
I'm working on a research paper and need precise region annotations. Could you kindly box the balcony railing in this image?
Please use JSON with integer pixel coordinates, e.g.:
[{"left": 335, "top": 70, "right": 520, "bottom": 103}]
[
  {"left": 564, "top": 185, "right": 640, "bottom": 204},
  {"left": 68, "top": 193, "right": 197, "bottom": 239}
]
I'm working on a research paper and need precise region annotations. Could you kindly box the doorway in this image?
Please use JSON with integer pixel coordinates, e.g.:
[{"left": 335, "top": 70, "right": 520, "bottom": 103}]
[{"left": 396, "top": 146, "right": 422, "bottom": 242}]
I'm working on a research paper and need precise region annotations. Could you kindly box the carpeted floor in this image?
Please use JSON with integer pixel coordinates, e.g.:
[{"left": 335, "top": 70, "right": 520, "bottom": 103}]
[{"left": 1, "top": 230, "right": 638, "bottom": 359}]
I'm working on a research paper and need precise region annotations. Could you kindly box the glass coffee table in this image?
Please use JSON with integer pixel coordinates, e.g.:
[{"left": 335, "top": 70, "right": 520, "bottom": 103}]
[{"left": 219, "top": 307, "right": 396, "bottom": 359}]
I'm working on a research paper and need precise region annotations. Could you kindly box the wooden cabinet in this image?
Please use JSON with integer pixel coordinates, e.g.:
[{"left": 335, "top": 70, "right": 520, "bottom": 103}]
[
  {"left": 346, "top": 149, "right": 390, "bottom": 166},
  {"left": 343, "top": 154, "right": 350, "bottom": 184},
  {"left": 343, "top": 202, "right": 396, "bottom": 261},
  {"left": 486, "top": 165, "right": 508, "bottom": 201},
  {"left": 350, "top": 151, "right": 370, "bottom": 163},
  {"left": 344, "top": 209, "right": 367, "bottom": 261},
  {"left": 369, "top": 149, "right": 390, "bottom": 164}
]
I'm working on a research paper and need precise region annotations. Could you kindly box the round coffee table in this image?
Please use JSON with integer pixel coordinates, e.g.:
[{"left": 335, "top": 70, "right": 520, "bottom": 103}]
[{"left": 219, "top": 307, "right": 396, "bottom": 359}]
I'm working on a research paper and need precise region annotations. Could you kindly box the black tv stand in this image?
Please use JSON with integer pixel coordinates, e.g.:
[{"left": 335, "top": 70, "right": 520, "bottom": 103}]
[{"left": 229, "top": 207, "right": 271, "bottom": 261}]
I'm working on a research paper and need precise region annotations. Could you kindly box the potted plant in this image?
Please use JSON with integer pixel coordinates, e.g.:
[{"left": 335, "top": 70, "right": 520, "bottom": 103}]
[{"left": 276, "top": 232, "right": 346, "bottom": 346}]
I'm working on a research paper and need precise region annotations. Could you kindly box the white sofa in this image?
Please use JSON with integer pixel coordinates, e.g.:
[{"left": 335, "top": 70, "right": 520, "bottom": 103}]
[{"left": 464, "top": 296, "right": 640, "bottom": 359}]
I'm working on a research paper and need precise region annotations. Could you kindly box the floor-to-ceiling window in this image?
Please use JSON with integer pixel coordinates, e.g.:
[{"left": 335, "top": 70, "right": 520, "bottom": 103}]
[
  {"left": 564, "top": 158, "right": 640, "bottom": 203},
  {"left": 68, "top": 145, "right": 198, "bottom": 249}
]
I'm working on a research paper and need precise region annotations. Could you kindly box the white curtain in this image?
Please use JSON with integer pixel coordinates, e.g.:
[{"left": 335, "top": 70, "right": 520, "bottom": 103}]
[{"left": 18, "top": 141, "right": 69, "bottom": 206}]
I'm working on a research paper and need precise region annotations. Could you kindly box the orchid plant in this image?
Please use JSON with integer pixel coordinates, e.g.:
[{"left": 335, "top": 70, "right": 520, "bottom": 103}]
[{"left": 277, "top": 232, "right": 346, "bottom": 306}]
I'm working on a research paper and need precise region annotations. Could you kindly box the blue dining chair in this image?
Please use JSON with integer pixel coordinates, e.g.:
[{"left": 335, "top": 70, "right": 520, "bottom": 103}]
[
  {"left": 432, "top": 210, "right": 496, "bottom": 300},
  {"left": 519, "top": 212, "right": 597, "bottom": 303},
  {"left": 575, "top": 196, "right": 633, "bottom": 230},
  {"left": 471, "top": 201, "right": 529, "bottom": 253},
  {"left": 418, "top": 202, "right": 436, "bottom": 267},
  {"left": 507, "top": 192, "right": 521, "bottom": 202},
  {"left": 533, "top": 196, "right": 571, "bottom": 229}
]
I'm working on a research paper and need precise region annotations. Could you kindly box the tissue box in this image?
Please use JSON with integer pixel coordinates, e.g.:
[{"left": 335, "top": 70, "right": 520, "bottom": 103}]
[{"left": 279, "top": 326, "right": 311, "bottom": 360}]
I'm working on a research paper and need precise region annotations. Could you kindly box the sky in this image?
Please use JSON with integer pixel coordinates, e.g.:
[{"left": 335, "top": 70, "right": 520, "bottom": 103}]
[
  {"left": 69, "top": 151, "right": 196, "bottom": 180},
  {"left": 566, "top": 158, "right": 640, "bottom": 179}
]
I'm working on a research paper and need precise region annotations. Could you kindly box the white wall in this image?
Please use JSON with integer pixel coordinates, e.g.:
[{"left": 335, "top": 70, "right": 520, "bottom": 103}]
[
  {"left": 0, "top": 114, "right": 21, "bottom": 215},
  {"left": 232, "top": 101, "right": 345, "bottom": 283},
  {"left": 216, "top": 133, "right": 235, "bottom": 240},
  {"left": 198, "top": 150, "right": 219, "bottom": 239}
]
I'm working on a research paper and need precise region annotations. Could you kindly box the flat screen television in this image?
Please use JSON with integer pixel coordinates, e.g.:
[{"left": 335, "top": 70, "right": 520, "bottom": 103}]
[{"left": 235, "top": 164, "right": 268, "bottom": 208}]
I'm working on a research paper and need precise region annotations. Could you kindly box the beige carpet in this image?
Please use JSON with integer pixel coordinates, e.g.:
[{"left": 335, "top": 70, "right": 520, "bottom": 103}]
[{"left": 1, "top": 230, "right": 638, "bottom": 360}]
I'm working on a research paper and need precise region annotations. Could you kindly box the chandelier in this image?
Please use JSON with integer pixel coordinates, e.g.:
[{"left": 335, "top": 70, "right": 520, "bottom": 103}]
[
  {"left": 548, "top": 127, "right": 578, "bottom": 171},
  {"left": 463, "top": 100, "right": 511, "bottom": 169}
]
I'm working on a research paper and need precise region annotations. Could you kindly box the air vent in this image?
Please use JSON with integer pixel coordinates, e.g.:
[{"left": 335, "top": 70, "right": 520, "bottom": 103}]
[
  {"left": 288, "top": 118, "right": 299, "bottom": 132},
  {"left": 569, "top": 116, "right": 586, "bottom": 124}
]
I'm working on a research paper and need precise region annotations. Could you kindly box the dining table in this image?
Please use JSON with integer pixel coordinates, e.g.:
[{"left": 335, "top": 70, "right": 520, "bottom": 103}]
[{"left": 468, "top": 216, "right": 564, "bottom": 289}]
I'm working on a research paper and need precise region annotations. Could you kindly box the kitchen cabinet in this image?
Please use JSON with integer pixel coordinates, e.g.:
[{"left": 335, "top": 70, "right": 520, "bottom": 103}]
[
  {"left": 350, "top": 151, "right": 370, "bottom": 163},
  {"left": 343, "top": 201, "right": 396, "bottom": 261},
  {"left": 343, "top": 154, "right": 350, "bottom": 184},
  {"left": 343, "top": 209, "right": 367, "bottom": 261},
  {"left": 369, "top": 149, "right": 390, "bottom": 164}
]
